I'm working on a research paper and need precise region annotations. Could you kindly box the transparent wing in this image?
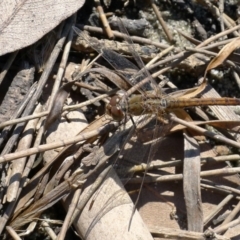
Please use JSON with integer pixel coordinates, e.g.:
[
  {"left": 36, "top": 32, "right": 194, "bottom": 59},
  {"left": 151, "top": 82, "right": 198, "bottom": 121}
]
[
  {"left": 73, "top": 26, "right": 146, "bottom": 94},
  {"left": 116, "top": 18, "right": 167, "bottom": 97}
]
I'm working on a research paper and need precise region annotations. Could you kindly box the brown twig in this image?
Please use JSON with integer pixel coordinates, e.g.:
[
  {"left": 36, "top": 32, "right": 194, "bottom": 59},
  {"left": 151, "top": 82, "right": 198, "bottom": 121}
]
[
  {"left": 0, "top": 82, "right": 37, "bottom": 147},
  {"left": 76, "top": 24, "right": 170, "bottom": 49},
  {"left": 169, "top": 115, "right": 240, "bottom": 149},
  {"left": 0, "top": 89, "right": 118, "bottom": 129},
  {"left": 58, "top": 188, "right": 82, "bottom": 240},
  {"left": 94, "top": 0, "right": 114, "bottom": 39},
  {"left": 0, "top": 121, "right": 118, "bottom": 164},
  {"left": 124, "top": 167, "right": 240, "bottom": 184},
  {"left": 48, "top": 15, "right": 76, "bottom": 109},
  {"left": 148, "top": 0, "right": 173, "bottom": 43}
]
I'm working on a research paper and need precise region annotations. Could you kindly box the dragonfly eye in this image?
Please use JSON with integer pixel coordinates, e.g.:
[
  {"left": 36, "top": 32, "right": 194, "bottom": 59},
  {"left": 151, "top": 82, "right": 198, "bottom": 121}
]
[{"left": 106, "top": 95, "right": 125, "bottom": 121}]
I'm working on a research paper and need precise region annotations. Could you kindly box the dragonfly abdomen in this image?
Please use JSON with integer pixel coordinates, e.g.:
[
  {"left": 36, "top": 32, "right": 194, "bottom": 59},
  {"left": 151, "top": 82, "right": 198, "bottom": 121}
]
[
  {"left": 107, "top": 93, "right": 240, "bottom": 121},
  {"left": 164, "top": 97, "right": 240, "bottom": 109}
]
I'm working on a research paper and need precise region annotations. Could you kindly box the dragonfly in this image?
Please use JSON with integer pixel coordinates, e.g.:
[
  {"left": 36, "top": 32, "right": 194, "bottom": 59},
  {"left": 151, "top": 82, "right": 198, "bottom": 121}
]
[
  {"left": 72, "top": 24, "right": 240, "bottom": 185},
  {"left": 106, "top": 90, "right": 240, "bottom": 122},
  {"left": 73, "top": 28, "right": 240, "bottom": 125},
  {"left": 72, "top": 22, "right": 240, "bottom": 237}
]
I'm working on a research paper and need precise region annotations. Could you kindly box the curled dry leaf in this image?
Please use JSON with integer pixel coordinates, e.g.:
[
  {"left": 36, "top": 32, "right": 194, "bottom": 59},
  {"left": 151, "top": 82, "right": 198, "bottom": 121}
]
[
  {"left": 0, "top": 0, "right": 85, "bottom": 56},
  {"left": 204, "top": 37, "right": 240, "bottom": 77}
]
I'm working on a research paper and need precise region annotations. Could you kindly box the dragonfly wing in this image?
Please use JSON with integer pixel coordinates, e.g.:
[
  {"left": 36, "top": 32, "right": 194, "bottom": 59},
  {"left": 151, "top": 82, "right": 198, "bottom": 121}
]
[{"left": 73, "top": 26, "right": 146, "bottom": 93}]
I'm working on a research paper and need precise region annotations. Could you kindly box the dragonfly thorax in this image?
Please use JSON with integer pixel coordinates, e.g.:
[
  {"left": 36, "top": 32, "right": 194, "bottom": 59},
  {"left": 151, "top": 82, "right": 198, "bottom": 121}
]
[{"left": 159, "top": 98, "right": 168, "bottom": 108}]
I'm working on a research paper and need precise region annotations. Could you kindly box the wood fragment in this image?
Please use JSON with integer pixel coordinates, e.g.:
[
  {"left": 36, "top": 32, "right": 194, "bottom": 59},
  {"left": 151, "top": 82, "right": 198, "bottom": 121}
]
[
  {"left": 183, "top": 133, "right": 203, "bottom": 232},
  {"left": 70, "top": 167, "right": 153, "bottom": 240}
]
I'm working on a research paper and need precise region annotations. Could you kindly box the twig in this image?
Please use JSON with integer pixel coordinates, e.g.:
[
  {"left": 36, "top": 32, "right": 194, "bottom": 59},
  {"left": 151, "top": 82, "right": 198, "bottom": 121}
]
[
  {"left": 148, "top": 0, "right": 173, "bottom": 43},
  {"left": 124, "top": 167, "right": 240, "bottom": 184},
  {"left": 126, "top": 154, "right": 240, "bottom": 174},
  {"left": 41, "top": 220, "right": 57, "bottom": 239},
  {"left": 218, "top": 0, "right": 225, "bottom": 33},
  {"left": 0, "top": 81, "right": 37, "bottom": 147},
  {"left": 5, "top": 226, "right": 21, "bottom": 240},
  {"left": 95, "top": 0, "right": 113, "bottom": 39},
  {"left": 150, "top": 226, "right": 229, "bottom": 240},
  {"left": 58, "top": 188, "right": 82, "bottom": 240},
  {"left": 213, "top": 217, "right": 240, "bottom": 234},
  {"left": 221, "top": 201, "right": 240, "bottom": 226},
  {"left": 0, "top": 121, "right": 118, "bottom": 164},
  {"left": 48, "top": 15, "right": 76, "bottom": 109},
  {"left": 185, "top": 46, "right": 240, "bottom": 73},
  {"left": 201, "top": 179, "right": 240, "bottom": 196},
  {"left": 204, "top": 194, "right": 234, "bottom": 225},
  {"left": 6, "top": 104, "right": 42, "bottom": 202},
  {"left": 169, "top": 115, "right": 240, "bottom": 149},
  {"left": 0, "top": 89, "right": 118, "bottom": 129},
  {"left": 76, "top": 24, "right": 170, "bottom": 49}
]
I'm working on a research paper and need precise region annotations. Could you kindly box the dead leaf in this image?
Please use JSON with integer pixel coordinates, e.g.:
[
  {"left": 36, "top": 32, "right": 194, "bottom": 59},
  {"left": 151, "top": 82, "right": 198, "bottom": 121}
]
[
  {"left": 178, "top": 79, "right": 207, "bottom": 99},
  {"left": 204, "top": 37, "right": 240, "bottom": 78},
  {"left": 0, "top": 0, "right": 85, "bottom": 56}
]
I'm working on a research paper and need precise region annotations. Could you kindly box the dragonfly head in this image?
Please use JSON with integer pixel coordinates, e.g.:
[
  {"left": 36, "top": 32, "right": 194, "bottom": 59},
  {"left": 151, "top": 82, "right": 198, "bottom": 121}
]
[{"left": 106, "top": 92, "right": 127, "bottom": 121}]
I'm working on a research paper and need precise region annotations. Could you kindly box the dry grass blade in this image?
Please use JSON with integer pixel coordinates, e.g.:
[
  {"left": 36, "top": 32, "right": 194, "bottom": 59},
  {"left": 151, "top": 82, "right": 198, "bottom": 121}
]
[
  {"left": 10, "top": 114, "right": 115, "bottom": 223},
  {"left": 10, "top": 168, "right": 85, "bottom": 230}
]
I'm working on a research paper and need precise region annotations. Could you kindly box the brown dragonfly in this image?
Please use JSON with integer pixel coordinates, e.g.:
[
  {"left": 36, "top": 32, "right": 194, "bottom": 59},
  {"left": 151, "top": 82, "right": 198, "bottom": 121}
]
[
  {"left": 106, "top": 90, "right": 240, "bottom": 122},
  {"left": 72, "top": 23, "right": 240, "bottom": 182},
  {"left": 73, "top": 26, "right": 240, "bottom": 125},
  {"left": 72, "top": 23, "right": 240, "bottom": 238}
]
